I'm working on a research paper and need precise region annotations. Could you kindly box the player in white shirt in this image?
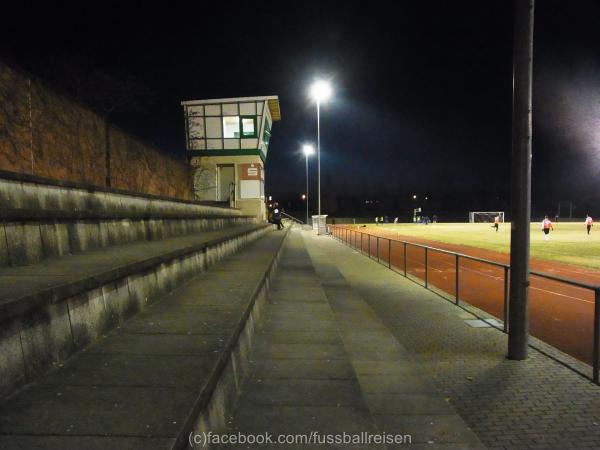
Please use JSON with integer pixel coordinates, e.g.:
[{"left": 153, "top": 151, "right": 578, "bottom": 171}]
[{"left": 541, "top": 216, "right": 553, "bottom": 241}]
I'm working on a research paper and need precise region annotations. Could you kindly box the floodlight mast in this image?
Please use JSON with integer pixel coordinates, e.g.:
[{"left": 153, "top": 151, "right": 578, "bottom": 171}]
[
  {"left": 309, "top": 81, "right": 332, "bottom": 216},
  {"left": 508, "top": 0, "right": 535, "bottom": 361},
  {"left": 302, "top": 144, "right": 315, "bottom": 225}
]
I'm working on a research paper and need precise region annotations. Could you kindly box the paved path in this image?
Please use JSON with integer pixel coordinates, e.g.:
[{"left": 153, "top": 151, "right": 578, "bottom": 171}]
[
  {"left": 222, "top": 228, "right": 481, "bottom": 449},
  {"left": 332, "top": 225, "right": 598, "bottom": 367},
  {"left": 303, "top": 230, "right": 600, "bottom": 450}
]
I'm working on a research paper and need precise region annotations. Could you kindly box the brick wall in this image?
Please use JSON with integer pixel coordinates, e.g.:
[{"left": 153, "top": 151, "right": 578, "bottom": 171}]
[{"left": 0, "top": 62, "right": 192, "bottom": 199}]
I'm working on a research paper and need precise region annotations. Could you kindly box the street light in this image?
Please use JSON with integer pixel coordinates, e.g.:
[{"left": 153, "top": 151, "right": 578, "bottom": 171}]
[
  {"left": 309, "top": 80, "right": 332, "bottom": 217},
  {"left": 302, "top": 144, "right": 315, "bottom": 225}
]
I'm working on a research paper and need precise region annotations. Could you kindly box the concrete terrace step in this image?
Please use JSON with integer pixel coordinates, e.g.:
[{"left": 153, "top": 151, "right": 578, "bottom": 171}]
[
  {"left": 0, "top": 171, "right": 251, "bottom": 268},
  {"left": 0, "top": 227, "right": 290, "bottom": 450},
  {"left": 0, "top": 209, "right": 254, "bottom": 268},
  {"left": 0, "top": 223, "right": 267, "bottom": 318},
  {"left": 0, "top": 223, "right": 273, "bottom": 398}
]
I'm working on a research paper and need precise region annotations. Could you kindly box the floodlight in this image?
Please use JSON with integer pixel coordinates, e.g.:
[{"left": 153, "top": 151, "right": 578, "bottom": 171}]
[
  {"left": 309, "top": 80, "right": 332, "bottom": 103},
  {"left": 302, "top": 144, "right": 315, "bottom": 156}
]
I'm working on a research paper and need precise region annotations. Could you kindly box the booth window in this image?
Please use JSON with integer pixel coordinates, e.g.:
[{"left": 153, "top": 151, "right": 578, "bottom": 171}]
[
  {"left": 262, "top": 119, "right": 271, "bottom": 146},
  {"left": 241, "top": 117, "right": 256, "bottom": 137},
  {"left": 223, "top": 116, "right": 240, "bottom": 138}
]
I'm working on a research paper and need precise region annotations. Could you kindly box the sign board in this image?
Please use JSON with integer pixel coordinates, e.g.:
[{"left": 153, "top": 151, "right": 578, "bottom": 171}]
[{"left": 239, "top": 163, "right": 263, "bottom": 180}]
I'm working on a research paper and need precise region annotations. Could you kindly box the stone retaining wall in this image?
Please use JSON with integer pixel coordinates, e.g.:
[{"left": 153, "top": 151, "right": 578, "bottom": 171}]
[{"left": 0, "top": 62, "right": 192, "bottom": 199}]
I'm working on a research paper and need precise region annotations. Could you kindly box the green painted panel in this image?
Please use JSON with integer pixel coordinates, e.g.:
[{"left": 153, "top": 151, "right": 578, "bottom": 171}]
[{"left": 188, "top": 149, "right": 266, "bottom": 162}]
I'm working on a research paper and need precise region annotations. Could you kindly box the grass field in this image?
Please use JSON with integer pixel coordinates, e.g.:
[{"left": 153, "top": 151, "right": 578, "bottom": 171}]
[{"left": 359, "top": 222, "right": 600, "bottom": 269}]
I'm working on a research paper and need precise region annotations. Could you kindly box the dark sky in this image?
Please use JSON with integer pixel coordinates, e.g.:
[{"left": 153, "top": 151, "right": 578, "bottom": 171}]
[{"left": 3, "top": 1, "right": 600, "bottom": 218}]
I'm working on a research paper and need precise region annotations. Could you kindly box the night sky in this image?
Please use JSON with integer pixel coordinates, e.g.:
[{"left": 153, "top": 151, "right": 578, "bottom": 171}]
[{"left": 3, "top": 1, "right": 600, "bottom": 219}]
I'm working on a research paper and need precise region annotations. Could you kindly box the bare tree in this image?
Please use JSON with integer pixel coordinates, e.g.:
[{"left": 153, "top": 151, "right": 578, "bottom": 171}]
[{"left": 191, "top": 162, "right": 217, "bottom": 201}]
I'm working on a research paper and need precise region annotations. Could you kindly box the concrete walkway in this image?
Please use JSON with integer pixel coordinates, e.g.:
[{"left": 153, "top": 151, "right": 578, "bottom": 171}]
[
  {"left": 222, "top": 228, "right": 481, "bottom": 449},
  {"left": 302, "top": 230, "right": 600, "bottom": 450}
]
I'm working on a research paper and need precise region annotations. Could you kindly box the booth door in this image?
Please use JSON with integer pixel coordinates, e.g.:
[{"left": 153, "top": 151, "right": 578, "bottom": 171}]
[{"left": 217, "top": 165, "right": 235, "bottom": 203}]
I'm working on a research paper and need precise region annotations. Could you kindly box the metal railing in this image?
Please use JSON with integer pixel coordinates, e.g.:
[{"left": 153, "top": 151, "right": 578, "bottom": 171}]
[
  {"left": 328, "top": 224, "right": 600, "bottom": 384},
  {"left": 280, "top": 211, "right": 305, "bottom": 224}
]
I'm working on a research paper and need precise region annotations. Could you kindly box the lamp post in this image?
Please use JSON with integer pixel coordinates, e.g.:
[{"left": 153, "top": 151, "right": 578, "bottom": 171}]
[
  {"left": 309, "top": 81, "right": 332, "bottom": 216},
  {"left": 302, "top": 144, "right": 315, "bottom": 226}
]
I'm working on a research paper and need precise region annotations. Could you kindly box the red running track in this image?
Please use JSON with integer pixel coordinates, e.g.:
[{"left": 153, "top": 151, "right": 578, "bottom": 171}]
[{"left": 332, "top": 225, "right": 597, "bottom": 366}]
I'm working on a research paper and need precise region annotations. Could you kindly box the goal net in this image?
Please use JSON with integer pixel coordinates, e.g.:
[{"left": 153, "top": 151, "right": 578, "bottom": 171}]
[{"left": 469, "top": 211, "right": 505, "bottom": 223}]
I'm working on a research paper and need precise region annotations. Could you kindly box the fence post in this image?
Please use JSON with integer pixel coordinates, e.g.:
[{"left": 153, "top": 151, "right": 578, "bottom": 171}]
[
  {"left": 388, "top": 239, "right": 392, "bottom": 269},
  {"left": 594, "top": 289, "right": 600, "bottom": 384},
  {"left": 455, "top": 254, "right": 460, "bottom": 305},
  {"left": 424, "top": 247, "right": 428, "bottom": 288},
  {"left": 504, "top": 266, "right": 510, "bottom": 333},
  {"left": 377, "top": 236, "right": 380, "bottom": 263},
  {"left": 403, "top": 242, "right": 407, "bottom": 277}
]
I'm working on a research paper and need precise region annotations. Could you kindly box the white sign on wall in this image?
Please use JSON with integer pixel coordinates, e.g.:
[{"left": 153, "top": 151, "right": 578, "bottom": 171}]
[{"left": 240, "top": 180, "right": 261, "bottom": 199}]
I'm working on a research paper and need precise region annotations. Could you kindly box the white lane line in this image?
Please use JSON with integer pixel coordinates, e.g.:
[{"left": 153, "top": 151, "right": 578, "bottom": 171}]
[{"left": 529, "top": 286, "right": 594, "bottom": 304}]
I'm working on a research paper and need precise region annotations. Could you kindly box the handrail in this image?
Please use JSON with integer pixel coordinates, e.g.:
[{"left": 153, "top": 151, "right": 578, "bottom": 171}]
[
  {"left": 328, "top": 224, "right": 600, "bottom": 385},
  {"left": 280, "top": 211, "right": 304, "bottom": 224},
  {"left": 340, "top": 225, "right": 599, "bottom": 290}
]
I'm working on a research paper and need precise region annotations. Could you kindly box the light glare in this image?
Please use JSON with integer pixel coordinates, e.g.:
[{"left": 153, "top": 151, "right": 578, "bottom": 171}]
[
  {"left": 310, "top": 80, "right": 332, "bottom": 102},
  {"left": 303, "top": 144, "right": 315, "bottom": 156}
]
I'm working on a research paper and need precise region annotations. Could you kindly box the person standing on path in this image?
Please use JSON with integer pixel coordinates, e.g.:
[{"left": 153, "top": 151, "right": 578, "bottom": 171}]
[
  {"left": 542, "top": 216, "right": 554, "bottom": 241},
  {"left": 585, "top": 214, "right": 593, "bottom": 235}
]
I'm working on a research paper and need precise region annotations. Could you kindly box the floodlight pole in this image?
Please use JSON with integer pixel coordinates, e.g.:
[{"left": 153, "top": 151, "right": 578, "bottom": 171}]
[
  {"left": 317, "top": 100, "right": 321, "bottom": 216},
  {"left": 305, "top": 153, "right": 309, "bottom": 225},
  {"left": 508, "top": 0, "right": 535, "bottom": 360}
]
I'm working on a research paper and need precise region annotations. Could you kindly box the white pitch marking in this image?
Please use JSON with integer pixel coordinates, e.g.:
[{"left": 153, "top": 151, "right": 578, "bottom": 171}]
[{"left": 424, "top": 254, "right": 595, "bottom": 305}]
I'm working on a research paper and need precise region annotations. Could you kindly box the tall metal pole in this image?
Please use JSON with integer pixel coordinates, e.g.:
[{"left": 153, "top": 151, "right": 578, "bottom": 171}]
[
  {"left": 305, "top": 154, "right": 309, "bottom": 225},
  {"left": 508, "top": 0, "right": 535, "bottom": 360},
  {"left": 317, "top": 100, "right": 321, "bottom": 216}
]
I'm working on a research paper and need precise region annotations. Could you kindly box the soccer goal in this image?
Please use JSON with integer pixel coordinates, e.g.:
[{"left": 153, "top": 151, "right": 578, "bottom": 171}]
[{"left": 469, "top": 211, "right": 505, "bottom": 223}]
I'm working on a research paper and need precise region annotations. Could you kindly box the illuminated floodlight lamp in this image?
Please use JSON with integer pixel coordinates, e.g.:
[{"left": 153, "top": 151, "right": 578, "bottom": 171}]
[
  {"left": 310, "top": 80, "right": 332, "bottom": 103},
  {"left": 302, "top": 144, "right": 315, "bottom": 156}
]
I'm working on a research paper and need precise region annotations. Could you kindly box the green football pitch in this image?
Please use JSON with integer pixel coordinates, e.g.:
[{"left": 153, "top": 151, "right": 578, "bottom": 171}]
[{"left": 359, "top": 222, "right": 600, "bottom": 269}]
